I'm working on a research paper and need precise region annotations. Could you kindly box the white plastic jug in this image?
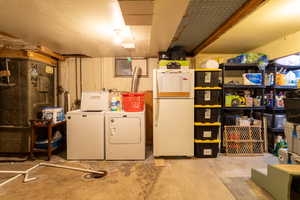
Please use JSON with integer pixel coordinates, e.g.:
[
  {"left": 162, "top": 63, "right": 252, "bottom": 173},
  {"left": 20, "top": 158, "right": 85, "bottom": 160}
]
[{"left": 285, "top": 71, "right": 296, "bottom": 86}]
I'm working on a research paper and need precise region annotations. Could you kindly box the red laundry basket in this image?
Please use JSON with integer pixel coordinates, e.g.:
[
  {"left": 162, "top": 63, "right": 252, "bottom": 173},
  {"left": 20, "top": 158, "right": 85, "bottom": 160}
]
[{"left": 122, "top": 93, "right": 145, "bottom": 112}]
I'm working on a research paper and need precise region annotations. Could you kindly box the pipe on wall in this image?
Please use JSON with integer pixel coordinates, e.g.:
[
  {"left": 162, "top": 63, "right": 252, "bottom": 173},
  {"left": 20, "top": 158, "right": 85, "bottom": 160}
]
[
  {"left": 79, "top": 57, "right": 82, "bottom": 95},
  {"left": 75, "top": 57, "right": 78, "bottom": 100}
]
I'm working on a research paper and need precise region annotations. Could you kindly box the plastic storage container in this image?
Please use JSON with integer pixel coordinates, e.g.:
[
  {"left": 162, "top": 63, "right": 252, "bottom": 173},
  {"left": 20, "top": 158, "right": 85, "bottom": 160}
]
[
  {"left": 285, "top": 122, "right": 300, "bottom": 155},
  {"left": 195, "top": 71, "right": 220, "bottom": 87},
  {"left": 35, "top": 139, "right": 62, "bottom": 149},
  {"left": 274, "top": 114, "right": 286, "bottom": 129},
  {"left": 194, "top": 90, "right": 221, "bottom": 105},
  {"left": 194, "top": 126, "right": 219, "bottom": 140},
  {"left": 42, "top": 107, "right": 64, "bottom": 123},
  {"left": 264, "top": 113, "right": 272, "bottom": 128},
  {"left": 195, "top": 108, "right": 220, "bottom": 123},
  {"left": 223, "top": 115, "right": 240, "bottom": 126},
  {"left": 194, "top": 140, "right": 220, "bottom": 158},
  {"left": 285, "top": 98, "right": 300, "bottom": 123},
  {"left": 122, "top": 93, "right": 145, "bottom": 112},
  {"left": 35, "top": 131, "right": 63, "bottom": 149},
  {"left": 242, "top": 73, "right": 262, "bottom": 85}
]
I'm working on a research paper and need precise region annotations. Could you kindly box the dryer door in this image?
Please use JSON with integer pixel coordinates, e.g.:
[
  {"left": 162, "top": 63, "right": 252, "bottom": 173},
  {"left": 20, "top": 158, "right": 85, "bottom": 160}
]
[{"left": 109, "top": 117, "right": 141, "bottom": 144}]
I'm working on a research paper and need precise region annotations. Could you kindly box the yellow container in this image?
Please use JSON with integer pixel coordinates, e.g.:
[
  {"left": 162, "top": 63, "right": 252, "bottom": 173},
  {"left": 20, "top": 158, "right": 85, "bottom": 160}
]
[{"left": 276, "top": 73, "right": 285, "bottom": 86}]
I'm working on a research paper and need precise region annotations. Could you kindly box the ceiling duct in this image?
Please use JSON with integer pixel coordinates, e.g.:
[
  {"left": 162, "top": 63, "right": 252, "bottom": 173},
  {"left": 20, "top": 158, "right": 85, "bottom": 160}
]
[
  {"left": 170, "top": 0, "right": 250, "bottom": 53},
  {"left": 118, "top": 0, "right": 153, "bottom": 25}
]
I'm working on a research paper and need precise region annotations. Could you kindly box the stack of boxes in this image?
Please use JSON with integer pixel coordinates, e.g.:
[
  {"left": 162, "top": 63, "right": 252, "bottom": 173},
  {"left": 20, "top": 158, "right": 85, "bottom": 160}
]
[{"left": 194, "top": 69, "right": 222, "bottom": 158}]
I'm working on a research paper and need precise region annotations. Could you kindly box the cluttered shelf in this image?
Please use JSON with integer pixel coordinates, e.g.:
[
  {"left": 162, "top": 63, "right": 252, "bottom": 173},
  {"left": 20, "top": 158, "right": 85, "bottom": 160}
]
[
  {"left": 268, "top": 62, "right": 300, "bottom": 70},
  {"left": 223, "top": 84, "right": 265, "bottom": 89},
  {"left": 266, "top": 85, "right": 297, "bottom": 90},
  {"left": 220, "top": 54, "right": 300, "bottom": 156},
  {"left": 223, "top": 106, "right": 265, "bottom": 110},
  {"left": 268, "top": 128, "right": 284, "bottom": 133},
  {"left": 221, "top": 53, "right": 268, "bottom": 71},
  {"left": 265, "top": 107, "right": 285, "bottom": 112},
  {"left": 220, "top": 63, "right": 263, "bottom": 70}
]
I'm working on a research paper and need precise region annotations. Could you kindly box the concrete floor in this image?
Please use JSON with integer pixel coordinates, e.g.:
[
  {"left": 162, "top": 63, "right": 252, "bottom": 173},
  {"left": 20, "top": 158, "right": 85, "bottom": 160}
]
[{"left": 0, "top": 153, "right": 278, "bottom": 200}]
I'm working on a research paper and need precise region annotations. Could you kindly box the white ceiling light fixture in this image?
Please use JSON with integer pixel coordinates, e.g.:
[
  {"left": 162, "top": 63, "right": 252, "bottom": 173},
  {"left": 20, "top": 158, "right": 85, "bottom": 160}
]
[
  {"left": 114, "top": 37, "right": 122, "bottom": 44},
  {"left": 113, "top": 29, "right": 123, "bottom": 44},
  {"left": 111, "top": 0, "right": 135, "bottom": 47},
  {"left": 112, "top": 0, "right": 125, "bottom": 30},
  {"left": 279, "top": 0, "right": 300, "bottom": 16},
  {"left": 121, "top": 26, "right": 134, "bottom": 40}
]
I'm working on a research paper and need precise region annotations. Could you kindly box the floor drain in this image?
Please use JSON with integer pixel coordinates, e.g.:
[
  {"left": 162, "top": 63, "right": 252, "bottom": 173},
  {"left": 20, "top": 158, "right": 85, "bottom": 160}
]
[{"left": 83, "top": 171, "right": 107, "bottom": 179}]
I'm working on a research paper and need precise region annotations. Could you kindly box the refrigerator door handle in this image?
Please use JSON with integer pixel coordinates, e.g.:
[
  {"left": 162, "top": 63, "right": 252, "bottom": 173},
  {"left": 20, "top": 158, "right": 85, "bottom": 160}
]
[
  {"left": 155, "top": 69, "right": 159, "bottom": 97},
  {"left": 154, "top": 99, "right": 159, "bottom": 127}
]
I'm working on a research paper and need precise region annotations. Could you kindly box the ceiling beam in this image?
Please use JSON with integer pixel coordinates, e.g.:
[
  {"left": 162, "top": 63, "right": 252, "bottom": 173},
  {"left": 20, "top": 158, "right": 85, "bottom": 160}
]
[
  {"left": 0, "top": 31, "right": 19, "bottom": 39},
  {"left": 37, "top": 45, "right": 65, "bottom": 61},
  {"left": 192, "top": 0, "right": 267, "bottom": 55},
  {"left": 0, "top": 49, "right": 57, "bottom": 65},
  {"left": 0, "top": 31, "right": 64, "bottom": 60}
]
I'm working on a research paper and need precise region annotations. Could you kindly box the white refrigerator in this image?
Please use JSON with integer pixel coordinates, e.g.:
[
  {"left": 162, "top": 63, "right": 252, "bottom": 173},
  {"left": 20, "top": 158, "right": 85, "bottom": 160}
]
[{"left": 153, "top": 68, "right": 194, "bottom": 157}]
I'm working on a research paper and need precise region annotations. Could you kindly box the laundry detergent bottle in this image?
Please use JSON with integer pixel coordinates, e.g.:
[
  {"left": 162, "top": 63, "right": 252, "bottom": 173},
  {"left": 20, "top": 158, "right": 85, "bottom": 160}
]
[{"left": 111, "top": 90, "right": 121, "bottom": 111}]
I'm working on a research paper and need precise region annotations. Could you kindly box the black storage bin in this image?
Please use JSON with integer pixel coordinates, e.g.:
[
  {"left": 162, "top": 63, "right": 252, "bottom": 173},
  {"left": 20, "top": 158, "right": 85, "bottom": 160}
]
[
  {"left": 195, "top": 71, "right": 220, "bottom": 87},
  {"left": 195, "top": 108, "right": 220, "bottom": 122},
  {"left": 194, "top": 140, "right": 219, "bottom": 158},
  {"left": 285, "top": 98, "right": 300, "bottom": 124},
  {"left": 168, "top": 46, "right": 186, "bottom": 60},
  {"left": 285, "top": 90, "right": 300, "bottom": 123},
  {"left": 223, "top": 115, "right": 240, "bottom": 125},
  {"left": 195, "top": 90, "right": 221, "bottom": 105},
  {"left": 195, "top": 126, "right": 219, "bottom": 140},
  {"left": 158, "top": 51, "right": 170, "bottom": 60}
]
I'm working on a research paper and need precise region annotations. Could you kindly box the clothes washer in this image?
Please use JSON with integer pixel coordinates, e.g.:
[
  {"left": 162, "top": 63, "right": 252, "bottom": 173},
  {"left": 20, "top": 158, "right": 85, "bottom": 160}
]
[
  {"left": 66, "top": 110, "right": 105, "bottom": 160},
  {"left": 66, "top": 91, "right": 109, "bottom": 160},
  {"left": 105, "top": 111, "right": 145, "bottom": 160}
]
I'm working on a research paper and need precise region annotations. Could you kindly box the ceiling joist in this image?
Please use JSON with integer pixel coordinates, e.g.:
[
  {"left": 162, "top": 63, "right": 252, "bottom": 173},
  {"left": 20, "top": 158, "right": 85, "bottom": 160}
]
[
  {"left": 0, "top": 31, "right": 64, "bottom": 60},
  {"left": 37, "top": 45, "right": 65, "bottom": 61},
  {"left": 192, "top": 0, "right": 267, "bottom": 55},
  {"left": 0, "top": 49, "right": 58, "bottom": 65}
]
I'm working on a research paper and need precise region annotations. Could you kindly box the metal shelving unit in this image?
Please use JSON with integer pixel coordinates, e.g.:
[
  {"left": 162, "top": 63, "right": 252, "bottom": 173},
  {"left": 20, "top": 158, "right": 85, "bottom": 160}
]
[
  {"left": 223, "top": 106, "right": 265, "bottom": 110},
  {"left": 223, "top": 85, "right": 265, "bottom": 89},
  {"left": 266, "top": 85, "right": 297, "bottom": 90},
  {"left": 268, "top": 128, "right": 284, "bottom": 133},
  {"left": 220, "top": 63, "right": 266, "bottom": 153},
  {"left": 266, "top": 107, "right": 285, "bottom": 111},
  {"left": 265, "top": 62, "right": 300, "bottom": 152}
]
